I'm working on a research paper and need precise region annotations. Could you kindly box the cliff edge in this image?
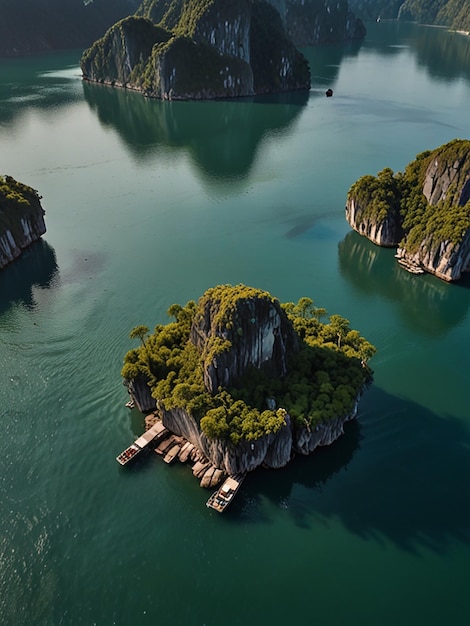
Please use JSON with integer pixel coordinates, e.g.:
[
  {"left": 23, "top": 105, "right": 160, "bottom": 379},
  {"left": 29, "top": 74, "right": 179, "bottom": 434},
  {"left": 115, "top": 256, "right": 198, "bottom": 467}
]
[
  {"left": 0, "top": 175, "right": 46, "bottom": 270},
  {"left": 122, "top": 284, "right": 375, "bottom": 478},
  {"left": 345, "top": 139, "right": 470, "bottom": 282}
]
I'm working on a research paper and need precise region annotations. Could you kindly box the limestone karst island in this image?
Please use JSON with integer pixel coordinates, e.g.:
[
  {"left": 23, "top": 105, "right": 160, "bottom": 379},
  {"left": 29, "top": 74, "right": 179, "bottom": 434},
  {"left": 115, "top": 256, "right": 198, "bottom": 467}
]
[
  {"left": 346, "top": 138, "right": 470, "bottom": 282},
  {"left": 80, "top": 0, "right": 365, "bottom": 100},
  {"left": 0, "top": 175, "right": 46, "bottom": 270},
  {"left": 117, "top": 284, "right": 376, "bottom": 511}
]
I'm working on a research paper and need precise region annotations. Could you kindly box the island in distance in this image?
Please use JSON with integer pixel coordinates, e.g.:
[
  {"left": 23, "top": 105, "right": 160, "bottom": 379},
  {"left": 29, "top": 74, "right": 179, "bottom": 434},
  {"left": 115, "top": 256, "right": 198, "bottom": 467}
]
[
  {"left": 0, "top": 176, "right": 46, "bottom": 270},
  {"left": 345, "top": 138, "right": 470, "bottom": 282},
  {"left": 119, "top": 284, "right": 376, "bottom": 506},
  {"left": 80, "top": 0, "right": 365, "bottom": 100}
]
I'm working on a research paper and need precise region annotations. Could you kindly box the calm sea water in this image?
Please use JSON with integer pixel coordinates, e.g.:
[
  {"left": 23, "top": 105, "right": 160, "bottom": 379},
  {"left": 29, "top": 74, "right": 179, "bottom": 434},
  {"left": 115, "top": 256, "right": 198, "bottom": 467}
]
[{"left": 1, "top": 21, "right": 469, "bottom": 626}]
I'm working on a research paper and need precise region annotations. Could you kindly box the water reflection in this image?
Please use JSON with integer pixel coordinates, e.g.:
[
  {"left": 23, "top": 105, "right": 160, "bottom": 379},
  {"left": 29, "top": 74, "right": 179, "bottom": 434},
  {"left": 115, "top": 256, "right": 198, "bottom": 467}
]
[
  {"left": 303, "top": 39, "right": 363, "bottom": 90},
  {"left": 0, "top": 240, "right": 59, "bottom": 315},
  {"left": 338, "top": 231, "right": 470, "bottom": 335},
  {"left": 0, "top": 51, "right": 83, "bottom": 127},
  {"left": 366, "top": 21, "right": 470, "bottom": 83},
  {"left": 82, "top": 81, "right": 308, "bottom": 183},
  {"left": 232, "top": 386, "right": 470, "bottom": 555}
]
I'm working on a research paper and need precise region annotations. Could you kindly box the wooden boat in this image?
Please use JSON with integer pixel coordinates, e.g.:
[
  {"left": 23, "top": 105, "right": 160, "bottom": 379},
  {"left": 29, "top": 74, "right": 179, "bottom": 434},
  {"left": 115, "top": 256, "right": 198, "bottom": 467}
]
[
  {"left": 116, "top": 443, "right": 141, "bottom": 466},
  {"left": 206, "top": 476, "right": 243, "bottom": 513}
]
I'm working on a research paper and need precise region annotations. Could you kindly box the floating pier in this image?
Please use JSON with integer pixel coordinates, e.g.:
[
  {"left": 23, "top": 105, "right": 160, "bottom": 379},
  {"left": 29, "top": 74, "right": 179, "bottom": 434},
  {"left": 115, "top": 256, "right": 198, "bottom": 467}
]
[{"left": 116, "top": 420, "right": 169, "bottom": 466}]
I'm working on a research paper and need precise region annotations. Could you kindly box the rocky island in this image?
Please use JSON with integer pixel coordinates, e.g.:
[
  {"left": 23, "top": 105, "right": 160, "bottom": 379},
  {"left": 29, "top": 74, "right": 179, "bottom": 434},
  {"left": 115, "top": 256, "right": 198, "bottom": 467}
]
[
  {"left": 0, "top": 175, "right": 46, "bottom": 270},
  {"left": 80, "top": 0, "right": 367, "bottom": 100},
  {"left": 345, "top": 138, "right": 470, "bottom": 282},
  {"left": 81, "top": 0, "right": 312, "bottom": 99},
  {"left": 121, "top": 284, "right": 375, "bottom": 488}
]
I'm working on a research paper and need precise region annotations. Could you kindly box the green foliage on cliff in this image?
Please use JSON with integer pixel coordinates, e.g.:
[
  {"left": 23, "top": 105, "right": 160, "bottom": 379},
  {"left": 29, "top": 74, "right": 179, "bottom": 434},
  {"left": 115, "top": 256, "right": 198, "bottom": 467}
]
[
  {"left": 0, "top": 175, "right": 43, "bottom": 238},
  {"left": 347, "top": 138, "right": 470, "bottom": 255},
  {"left": 122, "top": 286, "right": 375, "bottom": 444},
  {"left": 399, "top": 0, "right": 470, "bottom": 32}
]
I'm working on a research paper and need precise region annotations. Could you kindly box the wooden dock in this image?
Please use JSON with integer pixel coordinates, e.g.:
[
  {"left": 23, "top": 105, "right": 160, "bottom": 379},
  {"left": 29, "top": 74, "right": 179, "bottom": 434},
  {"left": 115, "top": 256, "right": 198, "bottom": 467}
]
[{"left": 116, "top": 420, "right": 169, "bottom": 466}]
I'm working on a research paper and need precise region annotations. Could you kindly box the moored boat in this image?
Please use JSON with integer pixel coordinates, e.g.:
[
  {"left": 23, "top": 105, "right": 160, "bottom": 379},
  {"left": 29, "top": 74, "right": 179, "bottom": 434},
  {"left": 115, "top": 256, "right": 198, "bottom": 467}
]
[{"left": 206, "top": 475, "right": 244, "bottom": 513}]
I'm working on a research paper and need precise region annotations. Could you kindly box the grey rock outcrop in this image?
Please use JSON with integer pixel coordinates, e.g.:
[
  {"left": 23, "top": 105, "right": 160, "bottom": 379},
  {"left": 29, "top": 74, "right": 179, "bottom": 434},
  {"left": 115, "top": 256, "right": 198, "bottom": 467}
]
[
  {"left": 0, "top": 176, "right": 46, "bottom": 270},
  {"left": 190, "top": 290, "right": 298, "bottom": 393},
  {"left": 345, "top": 196, "right": 401, "bottom": 247}
]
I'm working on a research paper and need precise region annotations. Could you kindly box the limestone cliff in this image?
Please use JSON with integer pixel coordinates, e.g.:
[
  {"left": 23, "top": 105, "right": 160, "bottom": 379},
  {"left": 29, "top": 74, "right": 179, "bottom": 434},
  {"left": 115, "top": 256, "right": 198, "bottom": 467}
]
[
  {"left": 81, "top": 0, "right": 310, "bottom": 100},
  {"left": 190, "top": 286, "right": 298, "bottom": 393},
  {"left": 122, "top": 284, "right": 374, "bottom": 479},
  {"left": 267, "top": 0, "right": 366, "bottom": 46},
  {"left": 0, "top": 176, "right": 46, "bottom": 270},
  {"left": 345, "top": 139, "right": 470, "bottom": 282}
]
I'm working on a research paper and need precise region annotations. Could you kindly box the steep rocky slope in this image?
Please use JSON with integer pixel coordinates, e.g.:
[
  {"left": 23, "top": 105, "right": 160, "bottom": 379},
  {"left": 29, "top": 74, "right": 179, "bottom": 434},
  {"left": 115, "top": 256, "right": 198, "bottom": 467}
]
[{"left": 0, "top": 176, "right": 46, "bottom": 270}]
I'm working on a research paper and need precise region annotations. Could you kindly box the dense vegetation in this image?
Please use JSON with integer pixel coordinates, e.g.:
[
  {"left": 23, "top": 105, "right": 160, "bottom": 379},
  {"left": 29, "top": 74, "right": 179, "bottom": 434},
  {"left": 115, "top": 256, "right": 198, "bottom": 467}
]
[
  {"left": 0, "top": 175, "right": 43, "bottom": 239},
  {"left": 347, "top": 139, "right": 470, "bottom": 254},
  {"left": 400, "top": 0, "right": 470, "bottom": 32},
  {"left": 122, "top": 286, "right": 375, "bottom": 445},
  {"left": 348, "top": 0, "right": 470, "bottom": 31}
]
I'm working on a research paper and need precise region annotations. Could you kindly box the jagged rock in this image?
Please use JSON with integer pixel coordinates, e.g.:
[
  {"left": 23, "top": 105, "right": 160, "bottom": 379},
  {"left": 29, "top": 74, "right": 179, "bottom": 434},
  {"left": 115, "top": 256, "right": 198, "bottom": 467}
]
[
  {"left": 345, "top": 195, "right": 402, "bottom": 247},
  {"left": 0, "top": 176, "right": 46, "bottom": 270},
  {"left": 125, "top": 374, "right": 157, "bottom": 412},
  {"left": 80, "top": 1, "right": 310, "bottom": 100}
]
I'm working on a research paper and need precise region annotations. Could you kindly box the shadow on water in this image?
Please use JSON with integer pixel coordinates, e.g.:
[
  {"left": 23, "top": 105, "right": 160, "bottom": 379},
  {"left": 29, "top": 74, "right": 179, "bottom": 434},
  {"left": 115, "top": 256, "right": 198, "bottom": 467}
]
[
  {"left": 338, "top": 231, "right": 470, "bottom": 336},
  {"left": 228, "top": 386, "right": 470, "bottom": 555},
  {"left": 0, "top": 239, "right": 59, "bottom": 315},
  {"left": 82, "top": 81, "right": 308, "bottom": 184}
]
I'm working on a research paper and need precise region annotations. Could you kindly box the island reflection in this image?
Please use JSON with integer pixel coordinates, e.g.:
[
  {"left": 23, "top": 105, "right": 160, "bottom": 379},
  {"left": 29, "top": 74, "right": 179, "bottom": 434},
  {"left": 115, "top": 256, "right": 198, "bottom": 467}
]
[
  {"left": 338, "top": 231, "right": 470, "bottom": 336},
  {"left": 82, "top": 81, "right": 308, "bottom": 184},
  {"left": 365, "top": 20, "right": 470, "bottom": 84},
  {"left": 0, "top": 240, "right": 59, "bottom": 315}
]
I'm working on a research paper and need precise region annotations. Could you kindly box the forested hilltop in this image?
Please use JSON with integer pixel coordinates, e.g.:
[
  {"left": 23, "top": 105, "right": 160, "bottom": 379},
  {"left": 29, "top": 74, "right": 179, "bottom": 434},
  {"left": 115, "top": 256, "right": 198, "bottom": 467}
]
[
  {"left": 349, "top": 0, "right": 470, "bottom": 32},
  {"left": 0, "top": 0, "right": 140, "bottom": 56},
  {"left": 121, "top": 285, "right": 375, "bottom": 474}
]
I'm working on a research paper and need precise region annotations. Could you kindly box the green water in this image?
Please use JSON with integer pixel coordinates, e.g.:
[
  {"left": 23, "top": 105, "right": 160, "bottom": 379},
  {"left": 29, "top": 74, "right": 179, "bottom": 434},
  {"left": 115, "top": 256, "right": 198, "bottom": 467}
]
[{"left": 1, "top": 21, "right": 469, "bottom": 626}]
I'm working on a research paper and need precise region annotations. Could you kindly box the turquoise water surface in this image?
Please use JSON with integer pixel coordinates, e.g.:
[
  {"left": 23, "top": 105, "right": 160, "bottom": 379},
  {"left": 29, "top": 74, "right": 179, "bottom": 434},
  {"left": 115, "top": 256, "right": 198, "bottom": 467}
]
[{"left": 0, "top": 21, "right": 469, "bottom": 626}]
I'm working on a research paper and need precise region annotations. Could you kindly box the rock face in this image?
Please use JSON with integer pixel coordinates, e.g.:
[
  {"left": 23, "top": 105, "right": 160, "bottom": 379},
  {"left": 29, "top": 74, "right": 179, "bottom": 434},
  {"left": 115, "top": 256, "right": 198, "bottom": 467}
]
[
  {"left": 190, "top": 288, "right": 299, "bottom": 393},
  {"left": 268, "top": 0, "right": 366, "bottom": 45},
  {"left": 81, "top": 0, "right": 310, "bottom": 100},
  {"left": 0, "top": 176, "right": 46, "bottom": 270},
  {"left": 345, "top": 196, "right": 402, "bottom": 247},
  {"left": 345, "top": 139, "right": 470, "bottom": 282}
]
